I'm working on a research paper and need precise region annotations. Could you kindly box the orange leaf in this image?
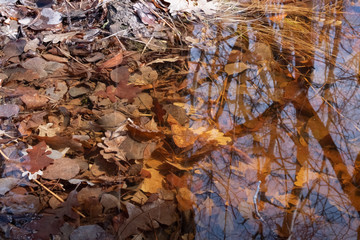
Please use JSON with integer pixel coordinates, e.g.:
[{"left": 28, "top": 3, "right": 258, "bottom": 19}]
[
  {"left": 100, "top": 52, "right": 123, "bottom": 69},
  {"left": 268, "top": 13, "right": 287, "bottom": 23}
]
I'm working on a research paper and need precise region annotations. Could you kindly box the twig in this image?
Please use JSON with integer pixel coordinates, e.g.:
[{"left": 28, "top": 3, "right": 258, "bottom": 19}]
[{"left": 32, "top": 177, "right": 86, "bottom": 218}]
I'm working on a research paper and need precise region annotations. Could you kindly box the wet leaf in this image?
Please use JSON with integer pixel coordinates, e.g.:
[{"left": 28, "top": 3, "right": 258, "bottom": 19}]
[
  {"left": 224, "top": 62, "right": 249, "bottom": 75},
  {"left": 118, "top": 199, "right": 177, "bottom": 239},
  {"left": 268, "top": 13, "right": 288, "bottom": 23},
  {"left": 23, "top": 141, "right": 53, "bottom": 173},
  {"left": 294, "top": 166, "right": 320, "bottom": 187},
  {"left": 168, "top": 114, "right": 197, "bottom": 148}
]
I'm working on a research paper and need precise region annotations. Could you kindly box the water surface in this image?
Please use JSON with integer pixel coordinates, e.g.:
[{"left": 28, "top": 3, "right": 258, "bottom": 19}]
[{"left": 183, "top": 1, "right": 360, "bottom": 239}]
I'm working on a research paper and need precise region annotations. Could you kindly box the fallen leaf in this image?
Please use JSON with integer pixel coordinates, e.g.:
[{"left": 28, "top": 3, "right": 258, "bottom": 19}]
[
  {"left": 25, "top": 214, "right": 63, "bottom": 240},
  {"left": 20, "top": 93, "right": 49, "bottom": 109},
  {"left": 168, "top": 114, "right": 197, "bottom": 148},
  {"left": 42, "top": 158, "right": 80, "bottom": 180},
  {"left": 141, "top": 168, "right": 164, "bottom": 193},
  {"left": 56, "top": 190, "right": 80, "bottom": 220},
  {"left": 42, "top": 53, "right": 68, "bottom": 63},
  {"left": 152, "top": 98, "right": 166, "bottom": 125},
  {"left": 176, "top": 187, "right": 195, "bottom": 211},
  {"left": 114, "top": 82, "right": 141, "bottom": 100},
  {"left": 1, "top": 193, "right": 40, "bottom": 214},
  {"left": 70, "top": 225, "right": 107, "bottom": 240},
  {"left": 100, "top": 51, "right": 123, "bottom": 69},
  {"left": 166, "top": 172, "right": 187, "bottom": 189},
  {"left": 0, "top": 177, "right": 19, "bottom": 195},
  {"left": 224, "top": 62, "right": 249, "bottom": 75},
  {"left": 118, "top": 199, "right": 177, "bottom": 239},
  {"left": 110, "top": 66, "right": 130, "bottom": 83},
  {"left": 43, "top": 32, "right": 78, "bottom": 43},
  {"left": 0, "top": 104, "right": 19, "bottom": 118},
  {"left": 36, "top": 136, "right": 84, "bottom": 152},
  {"left": 23, "top": 141, "right": 54, "bottom": 173}
]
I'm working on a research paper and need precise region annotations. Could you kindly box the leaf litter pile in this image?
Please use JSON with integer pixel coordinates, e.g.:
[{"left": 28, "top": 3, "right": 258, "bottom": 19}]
[{"left": 0, "top": 0, "right": 221, "bottom": 239}]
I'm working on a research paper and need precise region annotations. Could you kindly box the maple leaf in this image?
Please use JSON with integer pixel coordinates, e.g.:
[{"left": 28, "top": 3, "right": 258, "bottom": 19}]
[{"left": 23, "top": 141, "right": 53, "bottom": 173}]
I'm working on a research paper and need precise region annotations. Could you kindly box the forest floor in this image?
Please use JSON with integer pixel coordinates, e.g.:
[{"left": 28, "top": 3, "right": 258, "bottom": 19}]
[{"left": 0, "top": 0, "right": 201, "bottom": 239}]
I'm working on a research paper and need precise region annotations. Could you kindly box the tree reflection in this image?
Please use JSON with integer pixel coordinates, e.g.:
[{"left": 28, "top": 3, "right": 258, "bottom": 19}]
[{"left": 185, "top": 0, "right": 360, "bottom": 239}]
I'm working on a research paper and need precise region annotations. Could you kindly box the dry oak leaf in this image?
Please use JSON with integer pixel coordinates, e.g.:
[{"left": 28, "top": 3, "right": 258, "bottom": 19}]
[
  {"left": 20, "top": 93, "right": 49, "bottom": 109},
  {"left": 23, "top": 141, "right": 54, "bottom": 173}
]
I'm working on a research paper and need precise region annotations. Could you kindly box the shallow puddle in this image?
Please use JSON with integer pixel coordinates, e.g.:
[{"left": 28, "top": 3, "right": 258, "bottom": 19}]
[{"left": 183, "top": 1, "right": 360, "bottom": 239}]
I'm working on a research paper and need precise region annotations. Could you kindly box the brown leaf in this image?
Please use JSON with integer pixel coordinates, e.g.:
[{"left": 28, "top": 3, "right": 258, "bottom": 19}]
[
  {"left": 127, "top": 121, "right": 164, "bottom": 142},
  {"left": 36, "top": 136, "right": 84, "bottom": 152},
  {"left": 24, "top": 214, "right": 63, "bottom": 240},
  {"left": 20, "top": 93, "right": 49, "bottom": 109},
  {"left": 152, "top": 98, "right": 166, "bottom": 125},
  {"left": 166, "top": 172, "right": 187, "bottom": 189},
  {"left": 56, "top": 190, "right": 80, "bottom": 220},
  {"left": 140, "top": 169, "right": 151, "bottom": 178},
  {"left": 110, "top": 66, "right": 130, "bottom": 83},
  {"left": 42, "top": 53, "right": 68, "bottom": 63},
  {"left": 100, "top": 51, "right": 123, "bottom": 69},
  {"left": 42, "top": 158, "right": 80, "bottom": 180},
  {"left": 115, "top": 82, "right": 141, "bottom": 100},
  {"left": 23, "top": 141, "right": 53, "bottom": 173}
]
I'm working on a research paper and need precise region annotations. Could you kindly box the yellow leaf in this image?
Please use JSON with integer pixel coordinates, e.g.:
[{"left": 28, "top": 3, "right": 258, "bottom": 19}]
[{"left": 140, "top": 168, "right": 164, "bottom": 193}]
